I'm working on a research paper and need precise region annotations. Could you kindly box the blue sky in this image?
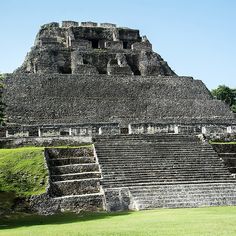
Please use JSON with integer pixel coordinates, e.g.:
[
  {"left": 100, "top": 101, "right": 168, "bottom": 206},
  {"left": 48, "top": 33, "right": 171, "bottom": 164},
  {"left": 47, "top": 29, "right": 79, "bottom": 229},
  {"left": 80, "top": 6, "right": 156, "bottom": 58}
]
[{"left": 0, "top": 0, "right": 235, "bottom": 89}]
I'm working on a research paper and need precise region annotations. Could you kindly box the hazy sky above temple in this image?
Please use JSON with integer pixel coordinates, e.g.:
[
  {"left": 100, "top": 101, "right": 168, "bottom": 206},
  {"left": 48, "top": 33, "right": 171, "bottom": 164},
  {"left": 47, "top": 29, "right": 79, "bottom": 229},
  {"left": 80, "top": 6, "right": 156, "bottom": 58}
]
[{"left": 0, "top": 0, "right": 235, "bottom": 89}]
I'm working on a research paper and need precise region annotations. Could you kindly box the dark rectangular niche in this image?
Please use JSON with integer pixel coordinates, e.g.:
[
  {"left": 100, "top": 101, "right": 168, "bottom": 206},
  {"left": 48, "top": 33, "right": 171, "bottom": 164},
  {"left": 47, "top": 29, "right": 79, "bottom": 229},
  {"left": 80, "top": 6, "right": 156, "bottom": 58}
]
[
  {"left": 123, "top": 41, "right": 128, "bottom": 49},
  {"left": 91, "top": 39, "right": 99, "bottom": 48}
]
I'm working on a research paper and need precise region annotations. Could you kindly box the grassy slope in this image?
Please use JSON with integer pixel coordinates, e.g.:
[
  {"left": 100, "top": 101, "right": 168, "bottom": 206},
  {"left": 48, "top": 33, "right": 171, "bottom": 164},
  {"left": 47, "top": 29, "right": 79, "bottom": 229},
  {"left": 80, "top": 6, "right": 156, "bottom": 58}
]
[
  {"left": 0, "top": 147, "right": 47, "bottom": 196},
  {"left": 1, "top": 206, "right": 236, "bottom": 236}
]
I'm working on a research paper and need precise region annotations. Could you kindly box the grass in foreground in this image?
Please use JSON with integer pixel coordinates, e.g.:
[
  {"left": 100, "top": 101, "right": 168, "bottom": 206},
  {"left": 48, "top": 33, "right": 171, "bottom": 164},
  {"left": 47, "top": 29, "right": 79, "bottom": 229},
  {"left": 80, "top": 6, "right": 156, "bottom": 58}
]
[{"left": 1, "top": 206, "right": 236, "bottom": 236}]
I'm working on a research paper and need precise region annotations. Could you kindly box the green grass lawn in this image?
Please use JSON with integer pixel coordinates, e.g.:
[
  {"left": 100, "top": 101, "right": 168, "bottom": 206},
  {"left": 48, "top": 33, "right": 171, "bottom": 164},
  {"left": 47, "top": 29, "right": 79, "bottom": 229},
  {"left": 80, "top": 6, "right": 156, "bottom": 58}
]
[
  {"left": 1, "top": 206, "right": 236, "bottom": 236},
  {"left": 0, "top": 147, "right": 47, "bottom": 196}
]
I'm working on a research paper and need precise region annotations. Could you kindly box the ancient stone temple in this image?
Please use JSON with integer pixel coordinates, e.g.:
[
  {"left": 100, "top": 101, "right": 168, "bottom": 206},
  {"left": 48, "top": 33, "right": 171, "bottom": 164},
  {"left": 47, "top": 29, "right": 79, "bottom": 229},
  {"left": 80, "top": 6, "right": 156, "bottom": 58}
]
[
  {"left": 1, "top": 21, "right": 236, "bottom": 213},
  {"left": 3, "top": 20, "right": 236, "bottom": 136}
]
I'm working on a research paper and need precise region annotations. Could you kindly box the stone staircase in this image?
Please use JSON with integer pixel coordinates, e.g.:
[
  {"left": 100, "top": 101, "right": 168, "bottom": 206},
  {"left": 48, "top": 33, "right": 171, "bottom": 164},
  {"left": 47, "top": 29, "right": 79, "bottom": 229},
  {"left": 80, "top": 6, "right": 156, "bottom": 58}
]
[
  {"left": 94, "top": 134, "right": 236, "bottom": 210},
  {"left": 44, "top": 146, "right": 104, "bottom": 212}
]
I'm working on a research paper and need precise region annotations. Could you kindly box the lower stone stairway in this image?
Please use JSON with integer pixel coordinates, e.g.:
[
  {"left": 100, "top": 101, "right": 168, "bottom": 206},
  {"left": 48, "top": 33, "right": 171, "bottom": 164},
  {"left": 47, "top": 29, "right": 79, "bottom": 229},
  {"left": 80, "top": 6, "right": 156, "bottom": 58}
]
[
  {"left": 45, "top": 146, "right": 104, "bottom": 212},
  {"left": 94, "top": 134, "right": 236, "bottom": 210}
]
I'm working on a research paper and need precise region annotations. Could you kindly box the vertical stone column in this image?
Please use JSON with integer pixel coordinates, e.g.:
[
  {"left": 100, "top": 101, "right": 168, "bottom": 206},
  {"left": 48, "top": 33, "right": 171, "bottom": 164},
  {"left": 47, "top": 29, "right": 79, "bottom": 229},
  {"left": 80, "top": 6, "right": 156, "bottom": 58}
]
[
  {"left": 98, "top": 127, "right": 102, "bottom": 135},
  {"left": 69, "top": 128, "right": 72, "bottom": 136},
  {"left": 201, "top": 127, "right": 206, "bottom": 134},
  {"left": 128, "top": 124, "right": 132, "bottom": 134},
  {"left": 227, "top": 126, "right": 232, "bottom": 134},
  {"left": 38, "top": 128, "right": 41, "bottom": 137},
  {"left": 174, "top": 125, "right": 179, "bottom": 134}
]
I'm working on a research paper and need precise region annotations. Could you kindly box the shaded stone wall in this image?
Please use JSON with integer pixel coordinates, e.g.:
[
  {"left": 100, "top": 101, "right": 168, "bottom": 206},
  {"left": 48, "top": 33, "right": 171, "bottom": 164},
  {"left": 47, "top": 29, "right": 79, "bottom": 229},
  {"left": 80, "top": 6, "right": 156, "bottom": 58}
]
[
  {"left": 3, "top": 74, "right": 234, "bottom": 125},
  {"left": 212, "top": 144, "right": 236, "bottom": 174}
]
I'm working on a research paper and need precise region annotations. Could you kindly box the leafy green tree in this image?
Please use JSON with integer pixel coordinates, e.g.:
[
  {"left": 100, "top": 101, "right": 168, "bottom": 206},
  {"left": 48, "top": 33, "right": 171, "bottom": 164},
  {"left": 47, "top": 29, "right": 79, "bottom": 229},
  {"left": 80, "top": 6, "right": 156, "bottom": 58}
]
[
  {"left": 211, "top": 85, "right": 236, "bottom": 113},
  {"left": 0, "top": 74, "right": 5, "bottom": 125}
]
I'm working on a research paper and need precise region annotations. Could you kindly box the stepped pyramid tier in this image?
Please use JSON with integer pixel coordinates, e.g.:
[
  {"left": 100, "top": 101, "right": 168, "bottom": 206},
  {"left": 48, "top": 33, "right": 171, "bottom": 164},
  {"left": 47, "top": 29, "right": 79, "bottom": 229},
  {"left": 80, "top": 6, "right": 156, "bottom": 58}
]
[{"left": 1, "top": 21, "right": 235, "bottom": 139}]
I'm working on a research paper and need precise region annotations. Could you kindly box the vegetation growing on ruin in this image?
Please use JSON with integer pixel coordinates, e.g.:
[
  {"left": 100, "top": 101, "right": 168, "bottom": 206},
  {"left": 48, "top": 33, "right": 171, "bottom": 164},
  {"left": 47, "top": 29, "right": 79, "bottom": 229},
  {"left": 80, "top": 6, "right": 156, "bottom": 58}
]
[
  {"left": 0, "top": 147, "right": 47, "bottom": 196},
  {"left": 1, "top": 206, "right": 236, "bottom": 236},
  {"left": 211, "top": 85, "right": 236, "bottom": 112},
  {"left": 210, "top": 141, "right": 236, "bottom": 144}
]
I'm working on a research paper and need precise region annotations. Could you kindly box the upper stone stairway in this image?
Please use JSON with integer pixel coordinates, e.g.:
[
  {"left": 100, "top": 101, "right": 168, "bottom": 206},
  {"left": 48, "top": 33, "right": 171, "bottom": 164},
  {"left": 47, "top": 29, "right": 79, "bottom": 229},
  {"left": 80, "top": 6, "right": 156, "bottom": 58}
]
[{"left": 94, "top": 134, "right": 236, "bottom": 209}]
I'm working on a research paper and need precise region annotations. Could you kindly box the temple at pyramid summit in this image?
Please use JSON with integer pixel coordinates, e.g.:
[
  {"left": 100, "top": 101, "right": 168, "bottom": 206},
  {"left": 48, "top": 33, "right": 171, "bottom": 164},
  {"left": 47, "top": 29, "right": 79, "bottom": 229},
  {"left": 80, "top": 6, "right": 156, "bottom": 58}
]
[{"left": 1, "top": 21, "right": 236, "bottom": 214}]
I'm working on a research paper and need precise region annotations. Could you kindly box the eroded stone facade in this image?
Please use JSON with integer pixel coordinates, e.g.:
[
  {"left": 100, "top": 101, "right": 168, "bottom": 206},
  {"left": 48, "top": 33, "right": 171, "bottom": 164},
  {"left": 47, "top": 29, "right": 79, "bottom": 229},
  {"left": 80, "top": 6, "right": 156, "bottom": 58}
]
[{"left": 16, "top": 21, "right": 175, "bottom": 76}]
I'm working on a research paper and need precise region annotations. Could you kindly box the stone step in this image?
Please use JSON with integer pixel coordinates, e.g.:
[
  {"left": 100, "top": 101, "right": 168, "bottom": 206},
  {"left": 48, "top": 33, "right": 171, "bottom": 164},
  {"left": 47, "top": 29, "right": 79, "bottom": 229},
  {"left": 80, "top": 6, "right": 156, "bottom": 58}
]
[
  {"left": 102, "top": 166, "right": 229, "bottom": 172},
  {"left": 96, "top": 143, "right": 208, "bottom": 146},
  {"left": 96, "top": 144, "right": 212, "bottom": 147},
  {"left": 102, "top": 176, "right": 231, "bottom": 183},
  {"left": 53, "top": 192, "right": 104, "bottom": 200},
  {"left": 134, "top": 194, "right": 236, "bottom": 203},
  {"left": 97, "top": 148, "right": 213, "bottom": 151},
  {"left": 96, "top": 152, "right": 217, "bottom": 156},
  {"left": 46, "top": 147, "right": 94, "bottom": 159},
  {"left": 131, "top": 190, "right": 236, "bottom": 196},
  {"left": 96, "top": 146, "right": 215, "bottom": 149},
  {"left": 99, "top": 158, "right": 220, "bottom": 162},
  {"left": 100, "top": 164, "right": 225, "bottom": 169},
  {"left": 98, "top": 159, "right": 221, "bottom": 164},
  {"left": 97, "top": 154, "right": 217, "bottom": 157},
  {"left": 102, "top": 178, "right": 233, "bottom": 187},
  {"left": 51, "top": 171, "right": 102, "bottom": 181},
  {"left": 102, "top": 171, "right": 230, "bottom": 177},
  {"left": 104, "top": 180, "right": 236, "bottom": 188},
  {"left": 102, "top": 174, "right": 231, "bottom": 181},
  {"left": 137, "top": 199, "right": 236, "bottom": 210},
  {"left": 96, "top": 148, "right": 216, "bottom": 153},
  {"left": 100, "top": 165, "right": 226, "bottom": 170},
  {"left": 102, "top": 178, "right": 231, "bottom": 185},
  {"left": 49, "top": 163, "right": 99, "bottom": 175},
  {"left": 102, "top": 168, "right": 229, "bottom": 173},
  {"left": 48, "top": 156, "right": 96, "bottom": 166},
  {"left": 49, "top": 178, "right": 101, "bottom": 197},
  {"left": 99, "top": 159, "right": 224, "bottom": 164},
  {"left": 97, "top": 150, "right": 215, "bottom": 154},
  {"left": 127, "top": 182, "right": 236, "bottom": 209}
]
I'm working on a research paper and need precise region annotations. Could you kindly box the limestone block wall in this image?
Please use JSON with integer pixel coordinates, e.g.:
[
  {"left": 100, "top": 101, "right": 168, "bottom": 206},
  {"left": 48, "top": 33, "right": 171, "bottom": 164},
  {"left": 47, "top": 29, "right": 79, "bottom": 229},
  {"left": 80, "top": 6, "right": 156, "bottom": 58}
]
[{"left": 3, "top": 74, "right": 234, "bottom": 125}]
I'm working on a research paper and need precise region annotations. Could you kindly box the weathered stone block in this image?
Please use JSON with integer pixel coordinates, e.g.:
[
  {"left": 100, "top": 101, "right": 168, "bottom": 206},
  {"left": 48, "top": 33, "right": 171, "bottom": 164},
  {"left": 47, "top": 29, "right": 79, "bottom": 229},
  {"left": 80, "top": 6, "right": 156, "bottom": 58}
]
[{"left": 62, "top": 21, "right": 79, "bottom": 28}]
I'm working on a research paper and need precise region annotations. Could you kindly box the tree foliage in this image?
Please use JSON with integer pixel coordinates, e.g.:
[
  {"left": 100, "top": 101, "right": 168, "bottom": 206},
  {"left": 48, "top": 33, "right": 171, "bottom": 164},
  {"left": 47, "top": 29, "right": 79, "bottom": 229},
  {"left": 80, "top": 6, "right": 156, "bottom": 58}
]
[{"left": 211, "top": 85, "right": 236, "bottom": 113}]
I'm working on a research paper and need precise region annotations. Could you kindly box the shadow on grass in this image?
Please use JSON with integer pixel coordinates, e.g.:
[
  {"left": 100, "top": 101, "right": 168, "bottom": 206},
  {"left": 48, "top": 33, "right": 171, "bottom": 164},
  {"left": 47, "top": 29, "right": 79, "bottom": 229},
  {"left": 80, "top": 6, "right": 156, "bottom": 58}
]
[{"left": 0, "top": 211, "right": 132, "bottom": 230}]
